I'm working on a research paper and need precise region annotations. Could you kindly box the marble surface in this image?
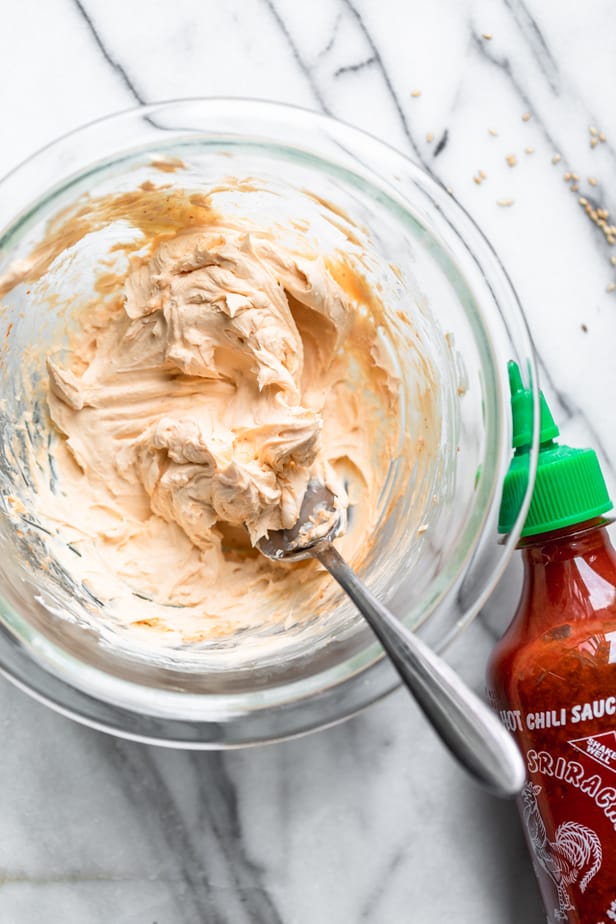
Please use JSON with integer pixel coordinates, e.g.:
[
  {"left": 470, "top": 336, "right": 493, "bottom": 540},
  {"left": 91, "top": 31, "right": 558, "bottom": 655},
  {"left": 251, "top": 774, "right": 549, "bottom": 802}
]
[{"left": 1, "top": 0, "right": 615, "bottom": 920}]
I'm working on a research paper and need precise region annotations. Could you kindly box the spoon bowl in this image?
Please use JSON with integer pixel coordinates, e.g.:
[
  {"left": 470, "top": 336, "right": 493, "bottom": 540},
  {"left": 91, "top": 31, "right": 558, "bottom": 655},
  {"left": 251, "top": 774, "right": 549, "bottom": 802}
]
[{"left": 257, "top": 481, "right": 342, "bottom": 562}]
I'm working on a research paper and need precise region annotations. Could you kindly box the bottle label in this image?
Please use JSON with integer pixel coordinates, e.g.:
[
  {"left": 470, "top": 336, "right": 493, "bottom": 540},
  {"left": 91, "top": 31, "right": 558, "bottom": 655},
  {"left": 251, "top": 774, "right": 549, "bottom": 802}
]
[{"left": 493, "top": 698, "right": 616, "bottom": 922}]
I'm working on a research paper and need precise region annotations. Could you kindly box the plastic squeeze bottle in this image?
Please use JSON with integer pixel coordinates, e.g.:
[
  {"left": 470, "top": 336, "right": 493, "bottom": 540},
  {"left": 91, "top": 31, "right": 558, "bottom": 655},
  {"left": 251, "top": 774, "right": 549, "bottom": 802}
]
[{"left": 487, "top": 364, "right": 616, "bottom": 924}]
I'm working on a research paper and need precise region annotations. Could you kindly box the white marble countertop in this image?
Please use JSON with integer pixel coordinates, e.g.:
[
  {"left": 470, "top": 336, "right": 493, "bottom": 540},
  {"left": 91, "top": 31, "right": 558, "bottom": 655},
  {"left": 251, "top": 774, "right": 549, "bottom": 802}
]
[{"left": 1, "top": 1, "right": 615, "bottom": 921}]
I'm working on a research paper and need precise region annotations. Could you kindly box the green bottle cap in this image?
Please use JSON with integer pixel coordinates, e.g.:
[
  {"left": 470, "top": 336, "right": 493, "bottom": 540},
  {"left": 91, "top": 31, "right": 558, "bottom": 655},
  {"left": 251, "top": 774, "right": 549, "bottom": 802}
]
[{"left": 499, "top": 362, "right": 613, "bottom": 537}]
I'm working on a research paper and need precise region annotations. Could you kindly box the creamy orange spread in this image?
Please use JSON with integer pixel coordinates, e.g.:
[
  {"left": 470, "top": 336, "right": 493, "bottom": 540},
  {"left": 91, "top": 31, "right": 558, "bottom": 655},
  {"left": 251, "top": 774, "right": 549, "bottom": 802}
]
[{"left": 10, "top": 186, "right": 403, "bottom": 645}]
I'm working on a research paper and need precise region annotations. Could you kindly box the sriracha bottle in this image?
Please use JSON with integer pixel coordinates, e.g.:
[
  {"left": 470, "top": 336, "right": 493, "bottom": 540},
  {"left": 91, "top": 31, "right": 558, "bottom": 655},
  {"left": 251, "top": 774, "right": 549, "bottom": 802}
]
[{"left": 487, "top": 364, "right": 616, "bottom": 923}]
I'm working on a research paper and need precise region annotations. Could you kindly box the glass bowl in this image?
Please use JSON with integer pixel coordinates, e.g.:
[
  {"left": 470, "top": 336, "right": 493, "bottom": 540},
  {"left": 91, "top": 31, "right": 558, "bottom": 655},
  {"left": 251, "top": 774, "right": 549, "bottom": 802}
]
[{"left": 0, "top": 100, "right": 538, "bottom": 746}]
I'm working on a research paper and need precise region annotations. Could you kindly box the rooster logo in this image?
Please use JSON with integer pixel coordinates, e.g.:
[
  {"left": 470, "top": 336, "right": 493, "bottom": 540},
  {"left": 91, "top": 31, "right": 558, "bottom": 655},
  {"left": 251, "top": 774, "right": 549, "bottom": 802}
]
[{"left": 522, "top": 782, "right": 602, "bottom": 921}]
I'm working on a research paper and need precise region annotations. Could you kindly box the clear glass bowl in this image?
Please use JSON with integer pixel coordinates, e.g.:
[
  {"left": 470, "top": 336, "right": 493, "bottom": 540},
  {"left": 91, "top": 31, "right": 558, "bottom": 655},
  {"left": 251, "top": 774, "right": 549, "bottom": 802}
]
[{"left": 0, "top": 100, "right": 538, "bottom": 746}]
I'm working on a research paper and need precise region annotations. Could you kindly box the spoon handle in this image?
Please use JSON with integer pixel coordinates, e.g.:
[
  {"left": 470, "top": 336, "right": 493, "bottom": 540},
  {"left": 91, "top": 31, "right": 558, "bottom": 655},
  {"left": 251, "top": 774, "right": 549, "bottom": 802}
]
[{"left": 314, "top": 543, "right": 525, "bottom": 798}]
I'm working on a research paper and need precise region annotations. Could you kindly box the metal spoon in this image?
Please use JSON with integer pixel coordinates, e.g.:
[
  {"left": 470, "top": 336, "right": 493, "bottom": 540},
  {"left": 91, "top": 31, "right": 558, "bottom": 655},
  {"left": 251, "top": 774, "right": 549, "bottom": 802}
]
[{"left": 258, "top": 481, "right": 525, "bottom": 798}]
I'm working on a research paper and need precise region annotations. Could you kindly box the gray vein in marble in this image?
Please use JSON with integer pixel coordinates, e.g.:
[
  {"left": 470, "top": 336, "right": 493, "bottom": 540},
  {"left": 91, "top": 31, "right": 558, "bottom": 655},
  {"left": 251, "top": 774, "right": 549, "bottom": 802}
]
[
  {"left": 470, "top": 32, "right": 547, "bottom": 138},
  {"left": 334, "top": 55, "right": 376, "bottom": 78},
  {"left": 0, "top": 872, "right": 167, "bottom": 885},
  {"left": 190, "top": 752, "right": 284, "bottom": 924},
  {"left": 103, "top": 740, "right": 208, "bottom": 923},
  {"left": 260, "top": 0, "right": 329, "bottom": 112},
  {"left": 319, "top": 11, "right": 342, "bottom": 57},
  {"left": 434, "top": 129, "right": 449, "bottom": 157},
  {"left": 71, "top": 0, "right": 145, "bottom": 105},
  {"left": 502, "top": 0, "right": 560, "bottom": 93},
  {"left": 339, "top": 0, "right": 435, "bottom": 177},
  {"left": 359, "top": 845, "right": 406, "bottom": 921}
]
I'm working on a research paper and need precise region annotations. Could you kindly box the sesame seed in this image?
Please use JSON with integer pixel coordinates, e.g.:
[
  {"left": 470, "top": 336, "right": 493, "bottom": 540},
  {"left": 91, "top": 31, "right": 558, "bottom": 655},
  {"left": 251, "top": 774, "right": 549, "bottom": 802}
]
[
  {"left": 506, "top": 154, "right": 518, "bottom": 167},
  {"left": 608, "top": 283, "right": 616, "bottom": 292},
  {"left": 590, "top": 126, "right": 598, "bottom": 136},
  {"left": 497, "top": 198, "right": 514, "bottom": 207},
  {"left": 426, "top": 131, "right": 434, "bottom": 143},
  {"left": 417, "top": 524, "right": 429, "bottom": 534},
  {"left": 482, "top": 33, "right": 493, "bottom": 40},
  {"left": 611, "top": 256, "right": 616, "bottom": 266},
  {"left": 473, "top": 175, "right": 481, "bottom": 185},
  {"left": 488, "top": 127, "right": 498, "bottom": 137},
  {"left": 525, "top": 146, "right": 535, "bottom": 154},
  {"left": 552, "top": 153, "right": 561, "bottom": 164},
  {"left": 591, "top": 138, "right": 598, "bottom": 149},
  {"left": 579, "top": 197, "right": 588, "bottom": 206},
  {"left": 564, "top": 172, "right": 572, "bottom": 181},
  {"left": 599, "top": 132, "right": 606, "bottom": 143},
  {"left": 522, "top": 111, "right": 531, "bottom": 121},
  {"left": 572, "top": 173, "right": 580, "bottom": 181},
  {"left": 479, "top": 170, "right": 487, "bottom": 179},
  {"left": 411, "top": 89, "right": 421, "bottom": 98},
  {"left": 589, "top": 176, "right": 598, "bottom": 186},
  {"left": 571, "top": 184, "right": 580, "bottom": 192}
]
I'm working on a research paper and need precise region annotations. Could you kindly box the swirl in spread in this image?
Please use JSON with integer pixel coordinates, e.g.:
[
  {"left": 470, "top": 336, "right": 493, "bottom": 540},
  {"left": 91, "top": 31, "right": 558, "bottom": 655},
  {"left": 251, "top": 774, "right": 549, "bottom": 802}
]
[
  {"left": 30, "top": 189, "right": 401, "bottom": 645},
  {"left": 48, "top": 227, "right": 353, "bottom": 546}
]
